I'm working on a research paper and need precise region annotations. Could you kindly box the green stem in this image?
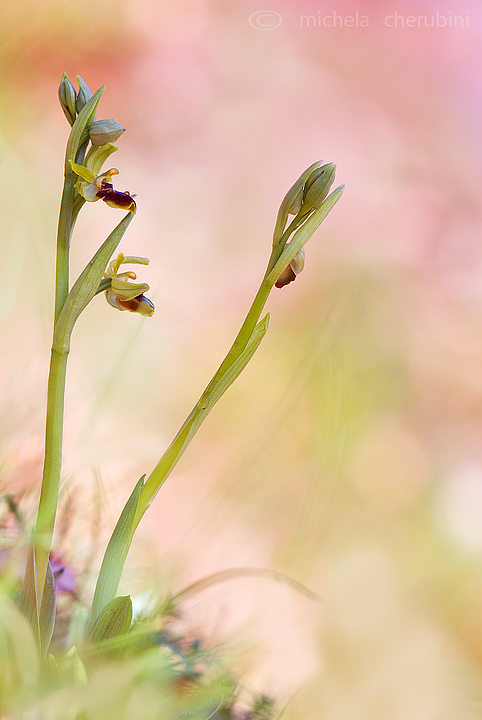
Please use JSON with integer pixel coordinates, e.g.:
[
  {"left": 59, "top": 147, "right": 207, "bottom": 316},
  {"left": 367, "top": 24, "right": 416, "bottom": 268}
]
[
  {"left": 27, "top": 84, "right": 108, "bottom": 609},
  {"left": 90, "top": 186, "right": 344, "bottom": 623},
  {"left": 33, "top": 346, "right": 69, "bottom": 599},
  {"left": 34, "top": 169, "right": 77, "bottom": 599},
  {"left": 134, "top": 190, "right": 344, "bottom": 524},
  {"left": 135, "top": 261, "right": 276, "bottom": 526}
]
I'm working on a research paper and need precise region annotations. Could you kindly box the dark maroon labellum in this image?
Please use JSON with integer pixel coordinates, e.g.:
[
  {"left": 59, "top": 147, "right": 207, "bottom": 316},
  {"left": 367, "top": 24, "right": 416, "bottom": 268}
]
[
  {"left": 96, "top": 186, "right": 136, "bottom": 208},
  {"left": 96, "top": 179, "right": 136, "bottom": 212},
  {"left": 275, "top": 265, "right": 297, "bottom": 288}
]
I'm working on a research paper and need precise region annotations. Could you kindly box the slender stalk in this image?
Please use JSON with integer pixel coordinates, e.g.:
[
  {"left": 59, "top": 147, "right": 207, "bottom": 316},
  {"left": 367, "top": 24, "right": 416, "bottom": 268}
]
[
  {"left": 34, "top": 172, "right": 75, "bottom": 599},
  {"left": 134, "top": 188, "right": 345, "bottom": 524},
  {"left": 170, "top": 567, "right": 322, "bottom": 605},
  {"left": 135, "top": 262, "right": 276, "bottom": 525},
  {"left": 90, "top": 179, "right": 344, "bottom": 628},
  {"left": 32, "top": 212, "right": 134, "bottom": 602},
  {"left": 21, "top": 82, "right": 126, "bottom": 639}
]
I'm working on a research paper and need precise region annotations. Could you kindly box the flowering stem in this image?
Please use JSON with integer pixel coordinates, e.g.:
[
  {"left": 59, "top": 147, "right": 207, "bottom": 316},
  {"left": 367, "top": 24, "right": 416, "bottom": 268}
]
[
  {"left": 33, "top": 166, "right": 77, "bottom": 600},
  {"left": 33, "top": 346, "right": 69, "bottom": 600},
  {"left": 135, "top": 186, "right": 344, "bottom": 523},
  {"left": 90, "top": 174, "right": 344, "bottom": 627},
  {"left": 133, "top": 257, "right": 279, "bottom": 526},
  {"left": 31, "top": 209, "right": 134, "bottom": 604}
]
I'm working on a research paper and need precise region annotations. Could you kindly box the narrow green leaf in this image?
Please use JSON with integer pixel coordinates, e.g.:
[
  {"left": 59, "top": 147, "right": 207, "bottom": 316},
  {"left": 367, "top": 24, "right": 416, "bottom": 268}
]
[
  {"left": 181, "top": 313, "right": 270, "bottom": 454},
  {"left": 39, "top": 559, "right": 56, "bottom": 656},
  {"left": 190, "top": 312, "right": 270, "bottom": 430},
  {"left": 138, "top": 313, "right": 270, "bottom": 512},
  {"left": 18, "top": 551, "right": 56, "bottom": 656},
  {"left": 86, "top": 596, "right": 132, "bottom": 644},
  {"left": 53, "top": 211, "right": 134, "bottom": 352},
  {"left": 87, "top": 476, "right": 144, "bottom": 633},
  {"left": 17, "top": 546, "right": 40, "bottom": 647},
  {"left": 170, "top": 695, "right": 223, "bottom": 720}
]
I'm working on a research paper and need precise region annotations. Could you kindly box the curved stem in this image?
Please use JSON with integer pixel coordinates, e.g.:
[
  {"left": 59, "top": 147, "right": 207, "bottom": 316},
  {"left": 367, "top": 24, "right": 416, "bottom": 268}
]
[
  {"left": 170, "top": 567, "right": 322, "bottom": 605},
  {"left": 135, "top": 270, "right": 275, "bottom": 526}
]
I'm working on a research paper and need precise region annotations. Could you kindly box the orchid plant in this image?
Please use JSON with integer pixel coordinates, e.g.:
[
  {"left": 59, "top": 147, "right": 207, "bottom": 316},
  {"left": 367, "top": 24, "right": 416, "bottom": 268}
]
[{"left": 2, "top": 73, "right": 344, "bottom": 716}]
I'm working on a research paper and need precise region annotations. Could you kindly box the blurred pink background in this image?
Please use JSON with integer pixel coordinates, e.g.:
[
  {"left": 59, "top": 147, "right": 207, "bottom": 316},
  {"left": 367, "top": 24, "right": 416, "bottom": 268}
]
[{"left": 2, "top": 0, "right": 482, "bottom": 716}]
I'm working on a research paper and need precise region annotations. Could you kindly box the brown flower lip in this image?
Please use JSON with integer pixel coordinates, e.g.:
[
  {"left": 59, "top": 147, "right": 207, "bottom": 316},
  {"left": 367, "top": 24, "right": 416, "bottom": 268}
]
[
  {"left": 96, "top": 181, "right": 136, "bottom": 212},
  {"left": 118, "top": 294, "right": 155, "bottom": 314},
  {"left": 275, "top": 265, "right": 297, "bottom": 288}
]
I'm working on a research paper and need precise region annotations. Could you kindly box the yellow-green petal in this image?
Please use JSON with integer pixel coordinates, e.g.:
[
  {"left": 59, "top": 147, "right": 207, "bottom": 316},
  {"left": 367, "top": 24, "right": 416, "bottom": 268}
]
[
  {"left": 69, "top": 160, "right": 96, "bottom": 184},
  {"left": 110, "top": 277, "right": 150, "bottom": 301}
]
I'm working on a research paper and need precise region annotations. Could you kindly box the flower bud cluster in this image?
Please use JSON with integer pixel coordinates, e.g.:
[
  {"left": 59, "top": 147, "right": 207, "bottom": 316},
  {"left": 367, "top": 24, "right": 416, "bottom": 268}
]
[
  {"left": 60, "top": 74, "right": 134, "bottom": 214},
  {"left": 59, "top": 73, "right": 154, "bottom": 319},
  {"left": 272, "top": 161, "right": 336, "bottom": 247},
  {"left": 59, "top": 74, "right": 125, "bottom": 145},
  {"left": 272, "top": 162, "right": 341, "bottom": 289}
]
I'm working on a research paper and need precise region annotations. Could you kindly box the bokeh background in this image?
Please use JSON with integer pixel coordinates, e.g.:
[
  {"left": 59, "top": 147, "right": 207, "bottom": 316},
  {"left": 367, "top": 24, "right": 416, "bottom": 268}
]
[{"left": 2, "top": 0, "right": 482, "bottom": 716}]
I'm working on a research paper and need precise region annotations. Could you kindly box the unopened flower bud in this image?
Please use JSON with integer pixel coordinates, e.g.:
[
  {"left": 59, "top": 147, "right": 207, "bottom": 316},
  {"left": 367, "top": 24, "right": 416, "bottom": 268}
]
[
  {"left": 272, "top": 161, "right": 323, "bottom": 245},
  {"left": 89, "top": 119, "right": 126, "bottom": 147},
  {"left": 58, "top": 73, "right": 77, "bottom": 126},
  {"left": 76, "top": 76, "right": 93, "bottom": 114},
  {"left": 302, "top": 163, "right": 336, "bottom": 212}
]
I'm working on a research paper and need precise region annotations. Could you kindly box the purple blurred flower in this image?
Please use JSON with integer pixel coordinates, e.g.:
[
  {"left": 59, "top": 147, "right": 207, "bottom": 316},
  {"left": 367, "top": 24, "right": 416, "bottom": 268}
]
[{"left": 49, "top": 552, "right": 76, "bottom": 595}]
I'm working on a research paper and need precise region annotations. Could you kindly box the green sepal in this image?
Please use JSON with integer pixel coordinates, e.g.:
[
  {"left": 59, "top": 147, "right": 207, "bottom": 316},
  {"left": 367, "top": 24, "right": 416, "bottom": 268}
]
[
  {"left": 110, "top": 277, "right": 150, "bottom": 301},
  {"left": 87, "top": 476, "right": 144, "bottom": 634},
  {"left": 86, "top": 595, "right": 133, "bottom": 644},
  {"left": 84, "top": 142, "right": 118, "bottom": 174},
  {"left": 69, "top": 160, "right": 96, "bottom": 184}
]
